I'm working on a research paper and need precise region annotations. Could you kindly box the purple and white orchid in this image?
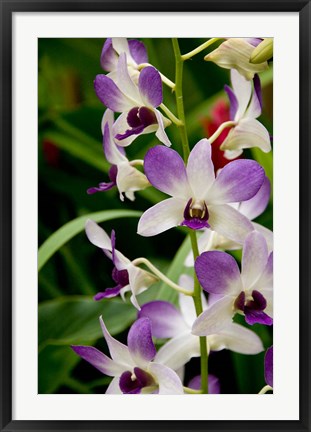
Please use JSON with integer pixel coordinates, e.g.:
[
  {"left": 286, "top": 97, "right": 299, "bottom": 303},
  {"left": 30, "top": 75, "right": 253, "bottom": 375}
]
[
  {"left": 138, "top": 139, "right": 265, "bottom": 243},
  {"left": 85, "top": 220, "right": 157, "bottom": 309},
  {"left": 139, "top": 275, "right": 264, "bottom": 371},
  {"left": 193, "top": 231, "right": 273, "bottom": 336},
  {"left": 94, "top": 53, "right": 171, "bottom": 147},
  {"left": 204, "top": 38, "right": 269, "bottom": 80},
  {"left": 184, "top": 175, "right": 272, "bottom": 266},
  {"left": 100, "top": 38, "right": 148, "bottom": 82},
  {"left": 87, "top": 109, "right": 149, "bottom": 201},
  {"left": 220, "top": 69, "right": 271, "bottom": 159},
  {"left": 264, "top": 345, "right": 273, "bottom": 388},
  {"left": 72, "top": 316, "right": 184, "bottom": 394}
]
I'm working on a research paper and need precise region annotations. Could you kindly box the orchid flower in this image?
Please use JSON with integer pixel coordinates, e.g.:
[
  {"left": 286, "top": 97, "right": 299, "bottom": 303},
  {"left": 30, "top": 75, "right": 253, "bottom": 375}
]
[
  {"left": 139, "top": 275, "right": 264, "bottom": 372},
  {"left": 72, "top": 316, "right": 183, "bottom": 394},
  {"left": 220, "top": 69, "right": 271, "bottom": 159},
  {"left": 87, "top": 109, "right": 149, "bottom": 201},
  {"left": 204, "top": 38, "right": 269, "bottom": 80},
  {"left": 94, "top": 53, "right": 171, "bottom": 147},
  {"left": 193, "top": 231, "right": 273, "bottom": 336},
  {"left": 138, "top": 139, "right": 265, "bottom": 243},
  {"left": 100, "top": 38, "right": 148, "bottom": 82},
  {"left": 85, "top": 220, "right": 157, "bottom": 309},
  {"left": 184, "top": 175, "right": 273, "bottom": 266}
]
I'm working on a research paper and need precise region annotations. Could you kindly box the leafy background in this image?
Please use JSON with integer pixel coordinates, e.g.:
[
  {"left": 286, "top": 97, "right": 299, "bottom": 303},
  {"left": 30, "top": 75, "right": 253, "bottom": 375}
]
[{"left": 38, "top": 38, "right": 273, "bottom": 394}]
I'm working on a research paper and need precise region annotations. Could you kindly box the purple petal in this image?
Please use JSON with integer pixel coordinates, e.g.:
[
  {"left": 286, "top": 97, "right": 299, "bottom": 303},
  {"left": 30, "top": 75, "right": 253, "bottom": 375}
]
[
  {"left": 144, "top": 146, "right": 190, "bottom": 199},
  {"left": 127, "top": 318, "right": 156, "bottom": 364},
  {"left": 128, "top": 39, "right": 148, "bottom": 64},
  {"left": 71, "top": 345, "right": 121, "bottom": 376},
  {"left": 253, "top": 74, "right": 263, "bottom": 110},
  {"left": 87, "top": 181, "right": 115, "bottom": 194},
  {"left": 207, "top": 160, "right": 265, "bottom": 204},
  {"left": 94, "top": 74, "right": 132, "bottom": 112},
  {"left": 195, "top": 251, "right": 242, "bottom": 295},
  {"left": 239, "top": 176, "right": 270, "bottom": 220},
  {"left": 188, "top": 374, "right": 220, "bottom": 394},
  {"left": 100, "top": 38, "right": 118, "bottom": 71},
  {"left": 264, "top": 346, "right": 273, "bottom": 387},
  {"left": 138, "top": 66, "right": 163, "bottom": 107},
  {"left": 119, "top": 367, "right": 154, "bottom": 394},
  {"left": 224, "top": 84, "right": 238, "bottom": 120},
  {"left": 94, "top": 285, "right": 122, "bottom": 301},
  {"left": 244, "top": 309, "right": 273, "bottom": 325},
  {"left": 138, "top": 301, "right": 186, "bottom": 338},
  {"left": 245, "top": 38, "right": 262, "bottom": 47}
]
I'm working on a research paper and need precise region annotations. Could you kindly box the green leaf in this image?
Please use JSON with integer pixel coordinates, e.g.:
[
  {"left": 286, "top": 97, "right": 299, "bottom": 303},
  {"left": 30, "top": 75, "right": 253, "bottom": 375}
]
[
  {"left": 38, "top": 209, "right": 142, "bottom": 272},
  {"left": 156, "top": 235, "right": 191, "bottom": 304},
  {"left": 39, "top": 296, "right": 136, "bottom": 350}
]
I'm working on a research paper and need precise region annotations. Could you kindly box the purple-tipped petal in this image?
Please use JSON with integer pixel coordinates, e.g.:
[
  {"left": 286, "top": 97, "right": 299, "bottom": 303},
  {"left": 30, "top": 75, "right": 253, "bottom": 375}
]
[
  {"left": 127, "top": 318, "right": 156, "bottom": 364},
  {"left": 224, "top": 84, "right": 238, "bottom": 120},
  {"left": 129, "top": 39, "right": 148, "bottom": 64},
  {"left": 87, "top": 181, "right": 115, "bottom": 194},
  {"left": 144, "top": 146, "right": 190, "bottom": 199},
  {"left": 264, "top": 346, "right": 273, "bottom": 387},
  {"left": 94, "top": 285, "right": 122, "bottom": 300},
  {"left": 138, "top": 301, "right": 186, "bottom": 338},
  {"left": 230, "top": 69, "right": 252, "bottom": 119},
  {"left": 148, "top": 363, "right": 184, "bottom": 395},
  {"left": 94, "top": 74, "right": 133, "bottom": 112},
  {"left": 245, "top": 38, "right": 262, "bottom": 47},
  {"left": 71, "top": 345, "right": 123, "bottom": 376},
  {"left": 100, "top": 38, "right": 118, "bottom": 71},
  {"left": 195, "top": 251, "right": 242, "bottom": 295},
  {"left": 208, "top": 204, "right": 254, "bottom": 244},
  {"left": 188, "top": 374, "right": 220, "bottom": 394},
  {"left": 242, "top": 231, "right": 269, "bottom": 289},
  {"left": 244, "top": 309, "right": 273, "bottom": 326},
  {"left": 207, "top": 159, "right": 265, "bottom": 204},
  {"left": 239, "top": 176, "right": 270, "bottom": 221},
  {"left": 186, "top": 139, "right": 215, "bottom": 199},
  {"left": 138, "top": 66, "right": 162, "bottom": 107},
  {"left": 99, "top": 316, "right": 132, "bottom": 365}
]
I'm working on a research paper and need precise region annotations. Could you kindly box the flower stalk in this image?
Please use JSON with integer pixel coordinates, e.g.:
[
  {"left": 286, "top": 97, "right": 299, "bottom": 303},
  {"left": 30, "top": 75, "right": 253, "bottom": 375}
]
[{"left": 181, "top": 38, "right": 221, "bottom": 61}]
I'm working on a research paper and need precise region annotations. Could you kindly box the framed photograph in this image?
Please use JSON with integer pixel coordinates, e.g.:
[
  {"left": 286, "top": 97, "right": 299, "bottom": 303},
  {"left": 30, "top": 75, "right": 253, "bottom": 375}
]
[{"left": 1, "top": 1, "right": 310, "bottom": 431}]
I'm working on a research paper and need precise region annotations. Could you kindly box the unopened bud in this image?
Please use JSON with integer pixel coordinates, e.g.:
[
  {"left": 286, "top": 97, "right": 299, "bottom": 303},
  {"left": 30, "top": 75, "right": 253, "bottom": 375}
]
[{"left": 250, "top": 38, "right": 273, "bottom": 64}]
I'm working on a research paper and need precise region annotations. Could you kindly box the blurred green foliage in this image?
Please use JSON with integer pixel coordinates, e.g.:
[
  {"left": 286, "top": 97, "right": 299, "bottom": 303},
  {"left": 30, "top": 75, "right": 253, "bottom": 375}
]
[{"left": 38, "top": 38, "right": 273, "bottom": 394}]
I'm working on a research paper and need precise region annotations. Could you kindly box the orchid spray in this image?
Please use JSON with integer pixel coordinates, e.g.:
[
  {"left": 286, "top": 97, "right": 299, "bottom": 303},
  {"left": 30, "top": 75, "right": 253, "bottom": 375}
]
[{"left": 71, "top": 37, "right": 273, "bottom": 395}]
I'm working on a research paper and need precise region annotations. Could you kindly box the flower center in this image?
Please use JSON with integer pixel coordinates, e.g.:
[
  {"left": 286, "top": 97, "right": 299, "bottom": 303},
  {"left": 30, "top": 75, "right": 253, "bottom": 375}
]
[
  {"left": 119, "top": 367, "right": 155, "bottom": 394},
  {"left": 181, "top": 198, "right": 210, "bottom": 230},
  {"left": 115, "top": 107, "right": 157, "bottom": 141},
  {"left": 112, "top": 267, "right": 129, "bottom": 288},
  {"left": 234, "top": 290, "right": 273, "bottom": 326}
]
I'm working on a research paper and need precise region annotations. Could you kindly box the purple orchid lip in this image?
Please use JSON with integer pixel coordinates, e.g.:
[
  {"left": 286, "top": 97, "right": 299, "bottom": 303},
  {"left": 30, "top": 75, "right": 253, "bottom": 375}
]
[
  {"left": 115, "top": 106, "right": 157, "bottom": 140},
  {"left": 234, "top": 290, "right": 273, "bottom": 326},
  {"left": 119, "top": 367, "right": 155, "bottom": 394},
  {"left": 181, "top": 198, "right": 210, "bottom": 230}
]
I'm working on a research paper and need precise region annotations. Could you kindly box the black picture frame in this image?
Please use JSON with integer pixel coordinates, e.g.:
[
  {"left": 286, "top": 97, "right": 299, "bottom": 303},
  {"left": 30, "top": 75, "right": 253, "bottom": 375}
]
[{"left": 1, "top": 0, "right": 310, "bottom": 431}]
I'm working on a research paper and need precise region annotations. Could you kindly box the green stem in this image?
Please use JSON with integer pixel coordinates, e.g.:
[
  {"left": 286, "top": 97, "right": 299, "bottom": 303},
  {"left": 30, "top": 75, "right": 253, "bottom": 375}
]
[
  {"left": 172, "top": 37, "right": 209, "bottom": 394},
  {"left": 131, "top": 257, "right": 194, "bottom": 296},
  {"left": 189, "top": 230, "right": 209, "bottom": 394},
  {"left": 183, "top": 386, "right": 202, "bottom": 394},
  {"left": 160, "top": 103, "right": 183, "bottom": 126},
  {"left": 209, "top": 120, "right": 236, "bottom": 144},
  {"left": 258, "top": 385, "right": 273, "bottom": 394},
  {"left": 172, "top": 38, "right": 190, "bottom": 162},
  {"left": 181, "top": 38, "right": 221, "bottom": 61}
]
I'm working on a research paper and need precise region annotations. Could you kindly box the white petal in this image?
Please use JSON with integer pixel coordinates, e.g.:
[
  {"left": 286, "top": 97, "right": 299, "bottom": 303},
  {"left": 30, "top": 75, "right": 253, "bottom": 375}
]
[
  {"left": 112, "top": 112, "right": 139, "bottom": 148},
  {"left": 106, "top": 376, "right": 122, "bottom": 394},
  {"left": 99, "top": 316, "right": 133, "bottom": 367},
  {"left": 148, "top": 363, "right": 184, "bottom": 394},
  {"left": 116, "top": 53, "right": 142, "bottom": 105},
  {"left": 85, "top": 219, "right": 112, "bottom": 250},
  {"left": 154, "top": 333, "right": 200, "bottom": 371},
  {"left": 186, "top": 139, "right": 215, "bottom": 199},
  {"left": 252, "top": 222, "right": 273, "bottom": 252},
  {"left": 230, "top": 69, "right": 252, "bottom": 120},
  {"left": 127, "top": 264, "right": 158, "bottom": 310},
  {"left": 137, "top": 197, "right": 186, "bottom": 237},
  {"left": 241, "top": 231, "right": 269, "bottom": 290},
  {"left": 208, "top": 204, "right": 254, "bottom": 244},
  {"left": 209, "top": 323, "right": 264, "bottom": 354},
  {"left": 112, "top": 38, "right": 135, "bottom": 66},
  {"left": 154, "top": 109, "right": 172, "bottom": 147},
  {"left": 224, "top": 149, "right": 243, "bottom": 160},
  {"left": 116, "top": 161, "right": 150, "bottom": 200},
  {"left": 221, "top": 118, "right": 271, "bottom": 153},
  {"left": 101, "top": 108, "right": 114, "bottom": 135},
  {"left": 192, "top": 296, "right": 235, "bottom": 336}
]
